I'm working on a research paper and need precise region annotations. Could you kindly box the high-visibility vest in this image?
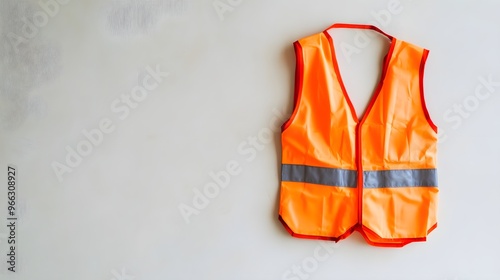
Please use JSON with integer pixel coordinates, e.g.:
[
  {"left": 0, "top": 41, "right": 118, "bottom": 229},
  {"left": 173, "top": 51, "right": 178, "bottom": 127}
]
[{"left": 279, "top": 23, "right": 438, "bottom": 247}]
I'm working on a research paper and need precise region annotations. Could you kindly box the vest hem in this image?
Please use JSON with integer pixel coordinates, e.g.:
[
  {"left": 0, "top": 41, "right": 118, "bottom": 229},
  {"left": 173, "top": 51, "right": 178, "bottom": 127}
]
[
  {"left": 279, "top": 215, "right": 437, "bottom": 247},
  {"left": 278, "top": 215, "right": 355, "bottom": 242}
]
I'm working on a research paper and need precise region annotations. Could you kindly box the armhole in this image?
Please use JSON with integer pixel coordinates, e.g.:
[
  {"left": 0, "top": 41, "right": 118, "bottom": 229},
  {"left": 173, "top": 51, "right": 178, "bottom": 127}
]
[
  {"left": 281, "top": 41, "right": 304, "bottom": 132},
  {"left": 419, "top": 49, "right": 438, "bottom": 133}
]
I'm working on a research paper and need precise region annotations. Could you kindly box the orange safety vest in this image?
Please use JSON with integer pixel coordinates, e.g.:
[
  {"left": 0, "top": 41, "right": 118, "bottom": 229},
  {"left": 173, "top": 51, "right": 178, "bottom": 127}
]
[{"left": 278, "top": 23, "right": 438, "bottom": 247}]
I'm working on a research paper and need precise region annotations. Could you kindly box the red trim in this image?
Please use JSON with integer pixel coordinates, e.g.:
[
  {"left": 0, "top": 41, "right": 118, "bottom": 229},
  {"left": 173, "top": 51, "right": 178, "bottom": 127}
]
[
  {"left": 280, "top": 215, "right": 435, "bottom": 247},
  {"left": 419, "top": 49, "right": 438, "bottom": 133},
  {"left": 325, "top": 23, "right": 393, "bottom": 40},
  {"left": 281, "top": 41, "right": 304, "bottom": 132},
  {"left": 324, "top": 27, "right": 396, "bottom": 229},
  {"left": 356, "top": 124, "right": 363, "bottom": 224},
  {"left": 427, "top": 222, "right": 438, "bottom": 234},
  {"left": 359, "top": 225, "right": 426, "bottom": 247}
]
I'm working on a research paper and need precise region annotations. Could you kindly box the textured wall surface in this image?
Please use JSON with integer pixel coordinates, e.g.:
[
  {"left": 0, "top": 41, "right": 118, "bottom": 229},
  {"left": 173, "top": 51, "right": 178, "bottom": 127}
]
[{"left": 0, "top": 0, "right": 499, "bottom": 279}]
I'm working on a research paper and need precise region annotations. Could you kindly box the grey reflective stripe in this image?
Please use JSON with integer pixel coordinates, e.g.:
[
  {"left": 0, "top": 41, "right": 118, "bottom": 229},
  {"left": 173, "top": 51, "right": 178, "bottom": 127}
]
[
  {"left": 281, "top": 164, "right": 437, "bottom": 188},
  {"left": 363, "top": 169, "right": 437, "bottom": 188},
  {"left": 281, "top": 164, "right": 357, "bottom": 188}
]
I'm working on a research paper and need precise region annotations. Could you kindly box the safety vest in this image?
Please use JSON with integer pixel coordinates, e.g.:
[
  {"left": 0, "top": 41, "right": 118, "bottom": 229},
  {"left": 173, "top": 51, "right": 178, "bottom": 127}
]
[{"left": 279, "top": 23, "right": 438, "bottom": 247}]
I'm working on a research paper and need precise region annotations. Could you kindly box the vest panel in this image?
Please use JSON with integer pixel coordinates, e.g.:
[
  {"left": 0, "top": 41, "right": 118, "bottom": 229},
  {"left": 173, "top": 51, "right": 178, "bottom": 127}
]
[
  {"left": 280, "top": 181, "right": 358, "bottom": 238},
  {"left": 279, "top": 24, "right": 438, "bottom": 247}
]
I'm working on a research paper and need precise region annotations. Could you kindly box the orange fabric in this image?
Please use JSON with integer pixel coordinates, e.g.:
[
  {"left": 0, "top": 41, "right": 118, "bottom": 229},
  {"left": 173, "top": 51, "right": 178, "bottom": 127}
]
[{"left": 279, "top": 24, "right": 438, "bottom": 247}]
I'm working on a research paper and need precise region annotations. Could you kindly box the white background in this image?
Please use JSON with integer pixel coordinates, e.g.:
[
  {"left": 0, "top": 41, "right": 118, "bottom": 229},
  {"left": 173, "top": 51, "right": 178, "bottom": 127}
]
[{"left": 1, "top": 0, "right": 499, "bottom": 279}]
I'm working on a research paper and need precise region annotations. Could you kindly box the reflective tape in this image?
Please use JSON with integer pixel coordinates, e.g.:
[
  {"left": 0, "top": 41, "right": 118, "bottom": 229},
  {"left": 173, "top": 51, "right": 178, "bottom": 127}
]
[
  {"left": 363, "top": 169, "right": 437, "bottom": 188},
  {"left": 281, "top": 164, "right": 357, "bottom": 188},
  {"left": 281, "top": 164, "right": 437, "bottom": 188}
]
